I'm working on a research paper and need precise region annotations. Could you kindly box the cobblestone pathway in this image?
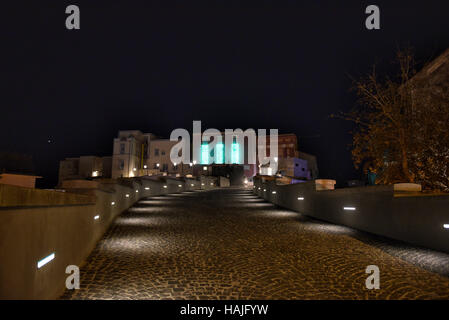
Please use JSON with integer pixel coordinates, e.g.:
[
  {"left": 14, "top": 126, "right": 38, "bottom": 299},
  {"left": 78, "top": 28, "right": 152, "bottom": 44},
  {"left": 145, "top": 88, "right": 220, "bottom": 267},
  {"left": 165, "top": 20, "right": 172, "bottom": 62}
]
[{"left": 62, "top": 188, "right": 449, "bottom": 300}]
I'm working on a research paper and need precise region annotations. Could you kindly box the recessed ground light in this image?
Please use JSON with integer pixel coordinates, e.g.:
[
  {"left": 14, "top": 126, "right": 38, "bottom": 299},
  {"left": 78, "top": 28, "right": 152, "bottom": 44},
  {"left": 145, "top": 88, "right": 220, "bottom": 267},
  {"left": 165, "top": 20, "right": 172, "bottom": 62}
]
[
  {"left": 343, "top": 207, "right": 356, "bottom": 211},
  {"left": 297, "top": 197, "right": 304, "bottom": 201},
  {"left": 444, "top": 224, "right": 449, "bottom": 229},
  {"left": 94, "top": 215, "right": 100, "bottom": 220},
  {"left": 37, "top": 253, "right": 55, "bottom": 269}
]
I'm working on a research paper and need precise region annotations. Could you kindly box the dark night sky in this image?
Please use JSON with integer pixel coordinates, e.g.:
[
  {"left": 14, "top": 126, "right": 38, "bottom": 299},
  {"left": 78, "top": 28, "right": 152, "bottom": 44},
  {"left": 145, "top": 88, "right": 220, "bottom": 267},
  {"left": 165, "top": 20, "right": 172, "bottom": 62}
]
[{"left": 2, "top": 1, "right": 449, "bottom": 187}]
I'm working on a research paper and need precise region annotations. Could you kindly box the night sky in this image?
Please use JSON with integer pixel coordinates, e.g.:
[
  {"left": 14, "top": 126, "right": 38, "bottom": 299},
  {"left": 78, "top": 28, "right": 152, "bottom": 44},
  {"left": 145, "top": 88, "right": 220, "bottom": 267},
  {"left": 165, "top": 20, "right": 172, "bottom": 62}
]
[{"left": 2, "top": 1, "right": 449, "bottom": 188}]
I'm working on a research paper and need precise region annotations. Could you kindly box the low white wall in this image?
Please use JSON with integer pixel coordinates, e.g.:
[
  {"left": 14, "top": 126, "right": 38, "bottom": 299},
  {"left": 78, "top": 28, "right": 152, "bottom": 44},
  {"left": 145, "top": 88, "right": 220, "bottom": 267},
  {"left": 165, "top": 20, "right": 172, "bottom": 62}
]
[
  {"left": 253, "top": 177, "right": 449, "bottom": 254},
  {"left": 0, "top": 176, "right": 209, "bottom": 299}
]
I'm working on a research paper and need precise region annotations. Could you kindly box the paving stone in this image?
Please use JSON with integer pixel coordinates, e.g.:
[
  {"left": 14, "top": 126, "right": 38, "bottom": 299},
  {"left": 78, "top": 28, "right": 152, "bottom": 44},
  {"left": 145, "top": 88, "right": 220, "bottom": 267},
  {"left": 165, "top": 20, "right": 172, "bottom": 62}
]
[{"left": 61, "top": 188, "right": 449, "bottom": 300}]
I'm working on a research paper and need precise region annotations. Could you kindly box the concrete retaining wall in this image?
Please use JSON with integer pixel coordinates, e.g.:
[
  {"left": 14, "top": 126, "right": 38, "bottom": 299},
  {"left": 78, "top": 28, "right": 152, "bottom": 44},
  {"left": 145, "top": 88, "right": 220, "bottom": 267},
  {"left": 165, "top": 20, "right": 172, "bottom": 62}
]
[
  {"left": 253, "top": 178, "right": 449, "bottom": 254},
  {"left": 0, "top": 176, "right": 210, "bottom": 299}
]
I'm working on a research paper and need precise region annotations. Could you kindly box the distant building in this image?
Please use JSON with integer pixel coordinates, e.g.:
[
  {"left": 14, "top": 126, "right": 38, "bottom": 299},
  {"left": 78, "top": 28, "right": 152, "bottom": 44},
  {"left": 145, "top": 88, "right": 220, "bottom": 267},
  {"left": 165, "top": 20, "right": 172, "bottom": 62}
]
[
  {"left": 0, "top": 152, "right": 41, "bottom": 188},
  {"left": 58, "top": 155, "right": 112, "bottom": 185},
  {"left": 0, "top": 173, "right": 41, "bottom": 189},
  {"left": 147, "top": 138, "right": 193, "bottom": 176},
  {"left": 59, "top": 130, "right": 317, "bottom": 183},
  {"left": 111, "top": 130, "right": 156, "bottom": 178}
]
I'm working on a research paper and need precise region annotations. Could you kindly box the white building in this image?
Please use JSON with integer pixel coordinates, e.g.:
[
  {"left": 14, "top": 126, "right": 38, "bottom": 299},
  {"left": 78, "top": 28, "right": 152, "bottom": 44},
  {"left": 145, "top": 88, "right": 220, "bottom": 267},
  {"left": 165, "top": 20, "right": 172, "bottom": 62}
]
[{"left": 111, "top": 130, "right": 157, "bottom": 179}]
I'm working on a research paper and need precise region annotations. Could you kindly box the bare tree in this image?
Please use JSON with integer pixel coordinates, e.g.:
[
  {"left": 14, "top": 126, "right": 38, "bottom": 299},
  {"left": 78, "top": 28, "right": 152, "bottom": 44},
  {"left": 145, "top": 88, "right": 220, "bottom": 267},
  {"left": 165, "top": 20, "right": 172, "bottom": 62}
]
[{"left": 336, "top": 48, "right": 449, "bottom": 191}]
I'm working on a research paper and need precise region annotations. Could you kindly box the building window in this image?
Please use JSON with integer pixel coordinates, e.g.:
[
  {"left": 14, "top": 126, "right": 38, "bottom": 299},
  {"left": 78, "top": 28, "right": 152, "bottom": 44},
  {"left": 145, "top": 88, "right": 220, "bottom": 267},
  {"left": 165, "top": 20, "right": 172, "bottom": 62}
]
[
  {"left": 155, "top": 149, "right": 159, "bottom": 156},
  {"left": 201, "top": 144, "right": 209, "bottom": 164},
  {"left": 120, "top": 143, "right": 125, "bottom": 154},
  {"left": 162, "top": 164, "right": 168, "bottom": 171},
  {"left": 119, "top": 160, "right": 124, "bottom": 170},
  {"left": 215, "top": 143, "right": 224, "bottom": 164},
  {"left": 231, "top": 143, "right": 239, "bottom": 164},
  {"left": 161, "top": 150, "right": 166, "bottom": 156}
]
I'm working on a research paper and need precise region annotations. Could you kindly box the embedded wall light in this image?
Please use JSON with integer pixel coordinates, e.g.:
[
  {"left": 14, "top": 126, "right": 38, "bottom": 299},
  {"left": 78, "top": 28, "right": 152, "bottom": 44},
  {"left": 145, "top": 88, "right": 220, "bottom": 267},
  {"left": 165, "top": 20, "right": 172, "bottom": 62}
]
[
  {"left": 135, "top": 190, "right": 139, "bottom": 193},
  {"left": 178, "top": 184, "right": 182, "bottom": 187},
  {"left": 272, "top": 191, "right": 277, "bottom": 194},
  {"left": 126, "top": 194, "right": 129, "bottom": 197},
  {"left": 163, "top": 185, "right": 167, "bottom": 188},
  {"left": 145, "top": 187, "right": 150, "bottom": 190},
  {"left": 111, "top": 201, "right": 115, "bottom": 206},
  {"left": 343, "top": 207, "right": 356, "bottom": 211},
  {"left": 297, "top": 197, "right": 304, "bottom": 201},
  {"left": 444, "top": 224, "right": 449, "bottom": 229},
  {"left": 94, "top": 215, "right": 100, "bottom": 220},
  {"left": 37, "top": 253, "right": 55, "bottom": 269}
]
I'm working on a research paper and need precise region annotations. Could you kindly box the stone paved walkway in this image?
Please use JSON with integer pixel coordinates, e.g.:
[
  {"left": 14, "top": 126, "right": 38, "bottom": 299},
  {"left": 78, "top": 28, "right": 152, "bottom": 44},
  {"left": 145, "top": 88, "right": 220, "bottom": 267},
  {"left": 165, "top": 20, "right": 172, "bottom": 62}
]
[{"left": 61, "top": 188, "right": 449, "bottom": 299}]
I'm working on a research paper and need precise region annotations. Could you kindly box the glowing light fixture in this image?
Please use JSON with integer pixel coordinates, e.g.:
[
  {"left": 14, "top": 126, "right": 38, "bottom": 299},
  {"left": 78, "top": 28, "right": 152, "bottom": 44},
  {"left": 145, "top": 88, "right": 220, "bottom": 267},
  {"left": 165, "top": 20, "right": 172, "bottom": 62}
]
[
  {"left": 94, "top": 215, "right": 100, "bottom": 220},
  {"left": 444, "top": 224, "right": 449, "bottom": 229},
  {"left": 343, "top": 207, "right": 356, "bottom": 211},
  {"left": 111, "top": 201, "right": 115, "bottom": 206},
  {"left": 145, "top": 187, "right": 150, "bottom": 190},
  {"left": 201, "top": 144, "right": 209, "bottom": 164},
  {"left": 231, "top": 143, "right": 239, "bottom": 164},
  {"left": 37, "top": 253, "right": 55, "bottom": 269},
  {"left": 297, "top": 197, "right": 304, "bottom": 201},
  {"left": 178, "top": 184, "right": 182, "bottom": 187},
  {"left": 263, "top": 189, "right": 266, "bottom": 192},
  {"left": 92, "top": 171, "right": 99, "bottom": 177},
  {"left": 144, "top": 165, "right": 147, "bottom": 169},
  {"left": 201, "top": 183, "right": 205, "bottom": 186},
  {"left": 272, "top": 191, "right": 277, "bottom": 194},
  {"left": 191, "top": 184, "right": 194, "bottom": 186},
  {"left": 156, "top": 163, "right": 160, "bottom": 167},
  {"left": 216, "top": 143, "right": 224, "bottom": 164},
  {"left": 163, "top": 185, "right": 167, "bottom": 188},
  {"left": 203, "top": 166, "right": 207, "bottom": 171},
  {"left": 135, "top": 190, "right": 139, "bottom": 193},
  {"left": 125, "top": 194, "right": 129, "bottom": 198},
  {"left": 133, "top": 168, "right": 136, "bottom": 171}
]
